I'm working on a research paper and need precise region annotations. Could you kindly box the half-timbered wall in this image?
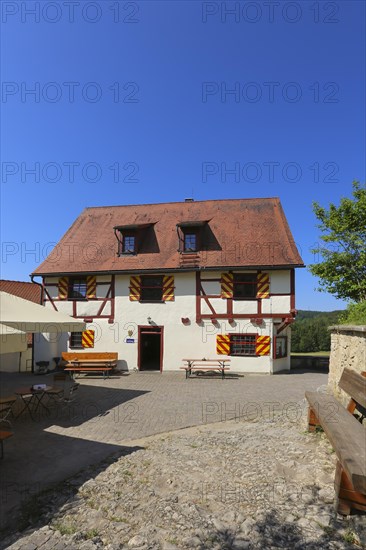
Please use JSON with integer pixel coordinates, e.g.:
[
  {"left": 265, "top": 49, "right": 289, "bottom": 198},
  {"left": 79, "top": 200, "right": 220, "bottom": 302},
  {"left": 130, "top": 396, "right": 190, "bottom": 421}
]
[
  {"left": 40, "top": 270, "right": 294, "bottom": 373},
  {"left": 43, "top": 276, "right": 114, "bottom": 321}
]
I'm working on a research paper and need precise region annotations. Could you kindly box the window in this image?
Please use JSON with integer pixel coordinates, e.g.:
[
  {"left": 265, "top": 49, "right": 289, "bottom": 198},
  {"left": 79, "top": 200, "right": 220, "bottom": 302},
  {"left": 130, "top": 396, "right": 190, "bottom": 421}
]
[
  {"left": 140, "top": 276, "right": 163, "bottom": 301},
  {"left": 233, "top": 273, "right": 257, "bottom": 299},
  {"left": 69, "top": 278, "right": 87, "bottom": 300},
  {"left": 275, "top": 336, "right": 288, "bottom": 359},
  {"left": 70, "top": 332, "right": 83, "bottom": 348},
  {"left": 183, "top": 232, "right": 197, "bottom": 252},
  {"left": 230, "top": 334, "right": 256, "bottom": 356},
  {"left": 122, "top": 234, "right": 135, "bottom": 254}
]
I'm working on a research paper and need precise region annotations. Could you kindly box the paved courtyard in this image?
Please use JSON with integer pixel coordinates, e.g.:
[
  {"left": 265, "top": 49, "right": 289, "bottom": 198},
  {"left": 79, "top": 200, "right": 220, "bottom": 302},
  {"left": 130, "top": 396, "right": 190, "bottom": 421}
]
[{"left": 0, "top": 369, "right": 327, "bottom": 532}]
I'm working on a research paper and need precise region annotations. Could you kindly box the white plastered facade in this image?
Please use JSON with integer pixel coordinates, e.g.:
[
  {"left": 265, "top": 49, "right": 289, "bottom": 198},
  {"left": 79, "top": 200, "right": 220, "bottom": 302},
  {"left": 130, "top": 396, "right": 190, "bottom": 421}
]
[{"left": 39, "top": 270, "right": 293, "bottom": 374}]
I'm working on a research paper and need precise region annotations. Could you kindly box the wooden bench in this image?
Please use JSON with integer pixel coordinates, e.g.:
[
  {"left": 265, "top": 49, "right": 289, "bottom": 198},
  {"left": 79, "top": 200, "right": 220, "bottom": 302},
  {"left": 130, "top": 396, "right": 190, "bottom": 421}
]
[
  {"left": 180, "top": 358, "right": 231, "bottom": 380},
  {"left": 305, "top": 368, "right": 366, "bottom": 515},
  {"left": 61, "top": 352, "right": 118, "bottom": 379}
]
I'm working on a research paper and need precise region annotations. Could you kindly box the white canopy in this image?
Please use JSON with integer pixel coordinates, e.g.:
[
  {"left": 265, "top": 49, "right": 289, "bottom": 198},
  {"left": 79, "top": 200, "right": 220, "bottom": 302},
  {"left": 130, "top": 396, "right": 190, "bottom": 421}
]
[
  {"left": 0, "top": 291, "right": 85, "bottom": 334},
  {"left": 0, "top": 323, "right": 28, "bottom": 354}
]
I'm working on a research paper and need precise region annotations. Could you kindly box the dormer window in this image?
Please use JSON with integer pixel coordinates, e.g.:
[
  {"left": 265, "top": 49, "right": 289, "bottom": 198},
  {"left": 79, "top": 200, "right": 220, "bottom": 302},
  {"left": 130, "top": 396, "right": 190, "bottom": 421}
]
[
  {"left": 123, "top": 234, "right": 136, "bottom": 254},
  {"left": 114, "top": 223, "right": 155, "bottom": 256},
  {"left": 184, "top": 232, "right": 197, "bottom": 252},
  {"left": 177, "top": 220, "right": 209, "bottom": 253}
]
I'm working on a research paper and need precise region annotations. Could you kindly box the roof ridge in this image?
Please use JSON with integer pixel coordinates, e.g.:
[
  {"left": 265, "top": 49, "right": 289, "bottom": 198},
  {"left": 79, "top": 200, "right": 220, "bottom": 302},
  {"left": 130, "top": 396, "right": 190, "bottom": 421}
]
[{"left": 83, "top": 197, "right": 280, "bottom": 210}]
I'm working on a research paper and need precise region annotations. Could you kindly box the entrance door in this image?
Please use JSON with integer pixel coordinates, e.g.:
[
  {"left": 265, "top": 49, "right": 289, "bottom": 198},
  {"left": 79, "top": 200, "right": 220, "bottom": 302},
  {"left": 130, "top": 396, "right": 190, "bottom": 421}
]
[{"left": 138, "top": 326, "right": 163, "bottom": 371}]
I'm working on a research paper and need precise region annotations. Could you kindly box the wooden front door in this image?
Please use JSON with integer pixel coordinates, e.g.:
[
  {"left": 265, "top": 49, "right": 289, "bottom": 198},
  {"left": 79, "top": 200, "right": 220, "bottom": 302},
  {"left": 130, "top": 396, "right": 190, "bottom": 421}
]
[{"left": 138, "top": 326, "right": 163, "bottom": 372}]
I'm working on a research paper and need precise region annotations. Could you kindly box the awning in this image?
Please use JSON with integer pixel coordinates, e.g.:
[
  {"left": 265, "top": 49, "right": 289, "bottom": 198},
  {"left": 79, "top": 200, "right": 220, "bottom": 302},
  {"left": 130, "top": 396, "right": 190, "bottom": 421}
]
[
  {"left": 0, "top": 323, "right": 28, "bottom": 354},
  {"left": 0, "top": 291, "right": 86, "bottom": 334}
]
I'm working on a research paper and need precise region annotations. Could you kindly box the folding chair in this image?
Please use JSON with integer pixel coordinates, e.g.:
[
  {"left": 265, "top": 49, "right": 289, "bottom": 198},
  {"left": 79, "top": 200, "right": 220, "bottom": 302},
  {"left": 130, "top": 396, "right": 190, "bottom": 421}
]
[
  {"left": 64, "top": 383, "right": 80, "bottom": 403},
  {"left": 49, "top": 383, "right": 80, "bottom": 405},
  {"left": 0, "top": 396, "right": 16, "bottom": 428},
  {"left": 46, "top": 386, "right": 65, "bottom": 404}
]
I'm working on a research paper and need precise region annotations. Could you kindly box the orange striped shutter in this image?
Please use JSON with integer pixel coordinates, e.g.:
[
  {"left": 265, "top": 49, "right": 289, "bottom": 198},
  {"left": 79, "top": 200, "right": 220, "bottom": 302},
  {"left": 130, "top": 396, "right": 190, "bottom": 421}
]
[
  {"left": 82, "top": 330, "right": 95, "bottom": 348},
  {"left": 162, "top": 275, "right": 175, "bottom": 301},
  {"left": 129, "top": 276, "right": 141, "bottom": 301},
  {"left": 256, "top": 273, "right": 270, "bottom": 299},
  {"left": 216, "top": 334, "right": 230, "bottom": 355},
  {"left": 58, "top": 277, "right": 68, "bottom": 300},
  {"left": 255, "top": 336, "right": 270, "bottom": 356},
  {"left": 86, "top": 276, "right": 96, "bottom": 299},
  {"left": 221, "top": 273, "right": 233, "bottom": 298}
]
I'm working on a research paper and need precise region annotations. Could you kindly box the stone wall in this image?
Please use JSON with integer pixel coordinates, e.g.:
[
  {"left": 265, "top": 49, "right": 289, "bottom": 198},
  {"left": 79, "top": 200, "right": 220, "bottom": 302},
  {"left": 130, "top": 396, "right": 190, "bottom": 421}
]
[{"left": 328, "top": 325, "right": 366, "bottom": 405}]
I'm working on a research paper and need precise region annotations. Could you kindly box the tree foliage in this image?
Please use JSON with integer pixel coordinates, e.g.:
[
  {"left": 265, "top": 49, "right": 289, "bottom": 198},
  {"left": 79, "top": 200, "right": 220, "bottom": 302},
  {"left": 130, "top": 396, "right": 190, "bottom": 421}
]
[
  {"left": 309, "top": 181, "right": 366, "bottom": 302},
  {"left": 339, "top": 301, "right": 366, "bottom": 325},
  {"left": 291, "top": 310, "right": 343, "bottom": 352}
]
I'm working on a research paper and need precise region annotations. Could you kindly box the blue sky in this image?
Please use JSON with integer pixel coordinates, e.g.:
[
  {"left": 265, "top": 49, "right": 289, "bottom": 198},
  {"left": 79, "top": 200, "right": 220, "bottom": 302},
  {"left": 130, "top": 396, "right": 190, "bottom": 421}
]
[{"left": 1, "top": 0, "right": 365, "bottom": 311}]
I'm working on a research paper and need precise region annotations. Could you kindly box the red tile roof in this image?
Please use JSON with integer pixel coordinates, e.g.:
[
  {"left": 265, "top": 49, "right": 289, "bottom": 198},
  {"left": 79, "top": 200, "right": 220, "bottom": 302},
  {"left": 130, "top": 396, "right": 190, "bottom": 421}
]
[
  {"left": 32, "top": 198, "right": 304, "bottom": 275},
  {"left": 0, "top": 280, "right": 42, "bottom": 303}
]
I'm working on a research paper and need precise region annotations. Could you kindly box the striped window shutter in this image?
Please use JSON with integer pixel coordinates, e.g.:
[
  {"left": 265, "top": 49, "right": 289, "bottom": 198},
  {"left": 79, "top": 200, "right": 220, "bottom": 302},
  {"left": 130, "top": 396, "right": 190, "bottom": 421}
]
[
  {"left": 129, "top": 276, "right": 141, "bottom": 301},
  {"left": 58, "top": 277, "right": 69, "bottom": 300},
  {"left": 86, "top": 275, "right": 96, "bottom": 299},
  {"left": 221, "top": 272, "right": 233, "bottom": 298},
  {"left": 162, "top": 275, "right": 175, "bottom": 301},
  {"left": 216, "top": 334, "right": 230, "bottom": 355},
  {"left": 256, "top": 273, "right": 270, "bottom": 299},
  {"left": 82, "top": 330, "right": 95, "bottom": 348},
  {"left": 255, "top": 336, "right": 270, "bottom": 356}
]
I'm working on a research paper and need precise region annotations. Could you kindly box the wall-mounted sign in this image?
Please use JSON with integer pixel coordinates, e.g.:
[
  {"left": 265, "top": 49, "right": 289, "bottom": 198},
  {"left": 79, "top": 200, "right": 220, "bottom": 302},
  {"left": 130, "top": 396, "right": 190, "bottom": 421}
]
[{"left": 125, "top": 338, "right": 135, "bottom": 344}]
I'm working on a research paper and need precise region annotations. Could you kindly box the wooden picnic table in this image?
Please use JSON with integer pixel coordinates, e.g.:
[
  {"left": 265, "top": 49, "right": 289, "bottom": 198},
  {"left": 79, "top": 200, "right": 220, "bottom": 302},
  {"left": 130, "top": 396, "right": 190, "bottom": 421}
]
[
  {"left": 181, "top": 358, "right": 231, "bottom": 379},
  {"left": 64, "top": 358, "right": 117, "bottom": 379}
]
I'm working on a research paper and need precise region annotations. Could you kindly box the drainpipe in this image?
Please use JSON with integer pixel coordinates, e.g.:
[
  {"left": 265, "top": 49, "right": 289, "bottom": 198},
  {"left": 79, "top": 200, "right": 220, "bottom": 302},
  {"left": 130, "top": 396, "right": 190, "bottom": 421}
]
[
  {"left": 30, "top": 274, "right": 44, "bottom": 373},
  {"left": 269, "top": 319, "right": 274, "bottom": 375}
]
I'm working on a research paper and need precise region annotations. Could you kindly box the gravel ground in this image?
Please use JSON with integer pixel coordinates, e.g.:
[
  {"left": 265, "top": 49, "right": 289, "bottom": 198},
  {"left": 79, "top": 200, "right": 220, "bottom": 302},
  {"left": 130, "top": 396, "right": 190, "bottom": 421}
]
[{"left": 1, "top": 401, "right": 365, "bottom": 550}]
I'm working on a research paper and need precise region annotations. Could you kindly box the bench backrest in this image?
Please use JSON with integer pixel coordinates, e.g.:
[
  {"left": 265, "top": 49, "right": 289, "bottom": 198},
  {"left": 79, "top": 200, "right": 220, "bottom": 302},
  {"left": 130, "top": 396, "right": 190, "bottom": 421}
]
[
  {"left": 339, "top": 368, "right": 366, "bottom": 409},
  {"left": 62, "top": 352, "right": 118, "bottom": 362}
]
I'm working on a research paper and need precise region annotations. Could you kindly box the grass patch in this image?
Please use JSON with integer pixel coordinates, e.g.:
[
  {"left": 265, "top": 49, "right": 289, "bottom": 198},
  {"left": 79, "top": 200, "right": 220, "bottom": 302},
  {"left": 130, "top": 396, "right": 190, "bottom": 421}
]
[
  {"left": 53, "top": 520, "right": 78, "bottom": 536},
  {"left": 109, "top": 515, "right": 129, "bottom": 523},
  {"left": 291, "top": 351, "right": 330, "bottom": 357},
  {"left": 342, "top": 529, "right": 357, "bottom": 544},
  {"left": 85, "top": 528, "right": 99, "bottom": 539}
]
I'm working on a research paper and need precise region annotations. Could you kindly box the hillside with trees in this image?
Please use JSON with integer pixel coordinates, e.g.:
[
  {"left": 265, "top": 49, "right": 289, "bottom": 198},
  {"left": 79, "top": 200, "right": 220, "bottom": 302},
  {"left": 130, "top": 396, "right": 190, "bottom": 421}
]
[{"left": 291, "top": 310, "right": 343, "bottom": 353}]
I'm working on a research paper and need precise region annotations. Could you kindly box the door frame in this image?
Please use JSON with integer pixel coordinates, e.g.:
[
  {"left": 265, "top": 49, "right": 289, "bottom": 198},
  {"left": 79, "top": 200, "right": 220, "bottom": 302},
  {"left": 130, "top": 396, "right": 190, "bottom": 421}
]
[{"left": 137, "top": 325, "right": 164, "bottom": 372}]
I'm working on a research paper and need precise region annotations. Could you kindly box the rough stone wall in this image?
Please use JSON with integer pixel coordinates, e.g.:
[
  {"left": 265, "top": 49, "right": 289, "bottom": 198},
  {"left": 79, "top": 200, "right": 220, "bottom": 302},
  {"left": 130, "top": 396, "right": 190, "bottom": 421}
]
[{"left": 328, "top": 325, "right": 366, "bottom": 406}]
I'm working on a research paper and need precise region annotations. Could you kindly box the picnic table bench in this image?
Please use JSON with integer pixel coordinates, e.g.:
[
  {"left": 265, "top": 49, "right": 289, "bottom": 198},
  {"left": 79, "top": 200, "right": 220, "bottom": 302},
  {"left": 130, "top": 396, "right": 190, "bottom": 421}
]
[
  {"left": 305, "top": 367, "right": 366, "bottom": 515},
  {"left": 62, "top": 352, "right": 118, "bottom": 380},
  {"left": 180, "top": 358, "right": 230, "bottom": 379}
]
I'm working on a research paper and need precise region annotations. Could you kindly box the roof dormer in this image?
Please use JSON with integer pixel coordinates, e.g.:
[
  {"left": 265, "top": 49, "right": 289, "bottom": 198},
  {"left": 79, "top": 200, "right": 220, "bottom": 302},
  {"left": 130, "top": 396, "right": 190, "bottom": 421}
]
[{"left": 114, "top": 223, "right": 155, "bottom": 256}]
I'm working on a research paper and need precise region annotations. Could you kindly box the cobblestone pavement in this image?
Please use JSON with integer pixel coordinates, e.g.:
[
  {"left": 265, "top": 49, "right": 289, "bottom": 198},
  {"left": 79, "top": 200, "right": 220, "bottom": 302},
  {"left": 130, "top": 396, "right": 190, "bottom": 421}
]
[{"left": 0, "top": 369, "right": 327, "bottom": 533}]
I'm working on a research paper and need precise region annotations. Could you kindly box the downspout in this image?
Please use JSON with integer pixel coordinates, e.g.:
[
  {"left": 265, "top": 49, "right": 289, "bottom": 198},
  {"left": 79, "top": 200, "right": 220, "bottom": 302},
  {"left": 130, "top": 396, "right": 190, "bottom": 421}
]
[
  {"left": 269, "top": 320, "right": 274, "bottom": 375},
  {"left": 30, "top": 274, "right": 44, "bottom": 374}
]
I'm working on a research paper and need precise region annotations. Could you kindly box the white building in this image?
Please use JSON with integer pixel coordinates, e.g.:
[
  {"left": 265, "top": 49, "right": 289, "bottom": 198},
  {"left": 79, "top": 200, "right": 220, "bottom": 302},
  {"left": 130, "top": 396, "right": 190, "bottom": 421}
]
[{"left": 32, "top": 198, "right": 304, "bottom": 374}]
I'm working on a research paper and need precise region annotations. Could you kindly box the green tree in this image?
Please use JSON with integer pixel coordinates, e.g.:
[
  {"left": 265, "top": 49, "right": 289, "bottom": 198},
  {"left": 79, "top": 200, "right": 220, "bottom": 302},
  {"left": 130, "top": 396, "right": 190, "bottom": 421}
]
[
  {"left": 339, "top": 301, "right": 366, "bottom": 325},
  {"left": 309, "top": 181, "right": 366, "bottom": 302}
]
